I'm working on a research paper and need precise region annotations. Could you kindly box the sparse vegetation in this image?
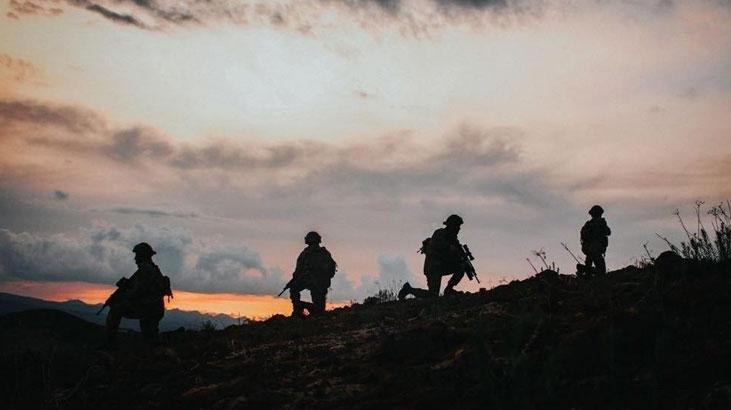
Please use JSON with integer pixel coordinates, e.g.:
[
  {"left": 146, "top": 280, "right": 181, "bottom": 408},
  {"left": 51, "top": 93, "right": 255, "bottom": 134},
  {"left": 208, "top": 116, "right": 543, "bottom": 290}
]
[
  {"left": 527, "top": 248, "right": 560, "bottom": 274},
  {"left": 658, "top": 200, "right": 731, "bottom": 262},
  {"left": 362, "top": 280, "right": 401, "bottom": 305}
]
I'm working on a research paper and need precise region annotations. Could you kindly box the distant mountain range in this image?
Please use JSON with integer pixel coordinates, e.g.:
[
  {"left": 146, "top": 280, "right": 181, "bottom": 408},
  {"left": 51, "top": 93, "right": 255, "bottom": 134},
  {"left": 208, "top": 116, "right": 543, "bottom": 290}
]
[{"left": 0, "top": 292, "right": 242, "bottom": 331}]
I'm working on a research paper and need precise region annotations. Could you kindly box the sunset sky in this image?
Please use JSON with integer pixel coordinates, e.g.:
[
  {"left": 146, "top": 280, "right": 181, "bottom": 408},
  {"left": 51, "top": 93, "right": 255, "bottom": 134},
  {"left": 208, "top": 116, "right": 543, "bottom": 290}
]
[{"left": 1, "top": 0, "right": 730, "bottom": 318}]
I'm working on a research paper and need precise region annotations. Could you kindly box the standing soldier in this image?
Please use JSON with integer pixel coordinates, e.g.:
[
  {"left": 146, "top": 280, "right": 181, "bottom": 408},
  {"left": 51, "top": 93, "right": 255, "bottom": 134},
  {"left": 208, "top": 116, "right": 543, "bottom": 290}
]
[
  {"left": 104, "top": 242, "right": 172, "bottom": 344},
  {"left": 288, "top": 231, "right": 337, "bottom": 317},
  {"left": 580, "top": 205, "right": 611, "bottom": 275},
  {"left": 398, "top": 214, "right": 466, "bottom": 299}
]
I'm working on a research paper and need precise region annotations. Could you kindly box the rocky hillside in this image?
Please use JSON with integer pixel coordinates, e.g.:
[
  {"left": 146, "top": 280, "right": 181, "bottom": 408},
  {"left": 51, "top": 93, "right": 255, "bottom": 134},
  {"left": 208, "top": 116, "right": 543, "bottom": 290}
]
[{"left": 2, "top": 258, "right": 730, "bottom": 409}]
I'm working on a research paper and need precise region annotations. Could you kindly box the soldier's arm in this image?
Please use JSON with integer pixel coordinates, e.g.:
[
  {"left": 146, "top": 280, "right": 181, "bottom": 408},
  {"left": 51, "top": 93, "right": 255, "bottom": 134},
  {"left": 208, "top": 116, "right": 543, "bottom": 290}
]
[
  {"left": 429, "top": 230, "right": 449, "bottom": 254},
  {"left": 601, "top": 218, "right": 611, "bottom": 236},
  {"left": 293, "top": 251, "right": 307, "bottom": 278}
]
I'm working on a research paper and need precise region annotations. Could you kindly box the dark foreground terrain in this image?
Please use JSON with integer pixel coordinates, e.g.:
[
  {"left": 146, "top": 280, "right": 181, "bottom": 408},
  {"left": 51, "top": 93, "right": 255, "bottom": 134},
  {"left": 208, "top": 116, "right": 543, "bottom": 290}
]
[{"left": 2, "top": 259, "right": 730, "bottom": 409}]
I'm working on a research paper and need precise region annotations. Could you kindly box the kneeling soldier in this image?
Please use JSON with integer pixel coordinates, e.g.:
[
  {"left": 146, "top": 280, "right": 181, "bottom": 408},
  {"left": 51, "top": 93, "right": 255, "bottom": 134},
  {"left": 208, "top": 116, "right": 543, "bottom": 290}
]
[
  {"left": 399, "top": 214, "right": 467, "bottom": 299},
  {"left": 105, "top": 242, "right": 172, "bottom": 344},
  {"left": 289, "top": 231, "right": 337, "bottom": 317}
]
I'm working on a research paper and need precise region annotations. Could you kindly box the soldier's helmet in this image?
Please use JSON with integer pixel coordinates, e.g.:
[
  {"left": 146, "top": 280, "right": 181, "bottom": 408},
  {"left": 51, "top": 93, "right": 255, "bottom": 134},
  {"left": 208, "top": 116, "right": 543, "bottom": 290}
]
[
  {"left": 589, "top": 205, "right": 604, "bottom": 217},
  {"left": 132, "top": 242, "right": 156, "bottom": 257},
  {"left": 304, "top": 231, "right": 322, "bottom": 245},
  {"left": 443, "top": 214, "right": 464, "bottom": 226}
]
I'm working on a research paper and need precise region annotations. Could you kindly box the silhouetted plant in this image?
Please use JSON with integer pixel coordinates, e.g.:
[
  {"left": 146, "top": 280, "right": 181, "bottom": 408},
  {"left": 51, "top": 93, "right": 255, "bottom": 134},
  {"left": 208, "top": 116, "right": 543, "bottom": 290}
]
[
  {"left": 528, "top": 248, "right": 560, "bottom": 274},
  {"left": 633, "top": 241, "right": 654, "bottom": 268},
  {"left": 659, "top": 200, "right": 731, "bottom": 262},
  {"left": 363, "top": 288, "right": 397, "bottom": 305},
  {"left": 362, "top": 278, "right": 403, "bottom": 305}
]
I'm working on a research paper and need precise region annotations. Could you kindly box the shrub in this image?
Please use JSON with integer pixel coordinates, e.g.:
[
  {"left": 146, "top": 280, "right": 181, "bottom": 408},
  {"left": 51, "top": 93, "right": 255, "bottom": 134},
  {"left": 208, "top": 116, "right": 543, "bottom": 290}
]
[{"left": 659, "top": 200, "right": 731, "bottom": 263}]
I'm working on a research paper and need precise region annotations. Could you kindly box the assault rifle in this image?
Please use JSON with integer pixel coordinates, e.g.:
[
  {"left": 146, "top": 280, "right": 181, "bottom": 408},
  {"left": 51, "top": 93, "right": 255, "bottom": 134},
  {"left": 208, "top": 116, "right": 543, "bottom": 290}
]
[
  {"left": 461, "top": 244, "right": 480, "bottom": 283},
  {"left": 96, "top": 277, "right": 130, "bottom": 315},
  {"left": 277, "top": 278, "right": 296, "bottom": 297}
]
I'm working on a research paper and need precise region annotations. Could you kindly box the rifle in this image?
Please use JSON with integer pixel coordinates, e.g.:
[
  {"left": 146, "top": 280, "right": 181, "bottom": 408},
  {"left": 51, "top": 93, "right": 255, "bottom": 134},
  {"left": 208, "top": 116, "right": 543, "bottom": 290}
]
[
  {"left": 460, "top": 244, "right": 480, "bottom": 284},
  {"left": 96, "top": 277, "right": 129, "bottom": 315},
  {"left": 277, "top": 278, "right": 296, "bottom": 297},
  {"left": 561, "top": 242, "right": 583, "bottom": 264}
]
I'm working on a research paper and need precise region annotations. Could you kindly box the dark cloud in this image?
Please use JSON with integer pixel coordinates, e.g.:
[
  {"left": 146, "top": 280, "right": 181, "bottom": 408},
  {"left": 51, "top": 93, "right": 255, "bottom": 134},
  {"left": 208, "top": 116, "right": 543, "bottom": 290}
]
[
  {"left": 82, "top": 2, "right": 147, "bottom": 28},
  {"left": 5, "top": 0, "right": 544, "bottom": 31},
  {"left": 53, "top": 190, "right": 69, "bottom": 200},
  {"left": 8, "top": 0, "right": 714, "bottom": 34},
  {"left": 106, "top": 127, "right": 174, "bottom": 161},
  {"left": 109, "top": 207, "right": 198, "bottom": 219},
  {"left": 436, "top": 0, "right": 509, "bottom": 9},
  {"left": 5, "top": 98, "right": 560, "bottom": 215},
  {"left": 0, "top": 100, "right": 105, "bottom": 135},
  {"left": 0, "top": 224, "right": 286, "bottom": 295}
]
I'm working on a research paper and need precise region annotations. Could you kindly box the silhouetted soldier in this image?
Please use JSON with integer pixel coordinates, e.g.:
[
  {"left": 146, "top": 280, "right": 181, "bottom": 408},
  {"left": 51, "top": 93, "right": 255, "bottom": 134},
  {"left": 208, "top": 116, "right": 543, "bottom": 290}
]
[
  {"left": 580, "top": 205, "right": 611, "bottom": 275},
  {"left": 289, "top": 231, "right": 337, "bottom": 317},
  {"left": 105, "top": 242, "right": 172, "bottom": 344},
  {"left": 398, "top": 214, "right": 466, "bottom": 299}
]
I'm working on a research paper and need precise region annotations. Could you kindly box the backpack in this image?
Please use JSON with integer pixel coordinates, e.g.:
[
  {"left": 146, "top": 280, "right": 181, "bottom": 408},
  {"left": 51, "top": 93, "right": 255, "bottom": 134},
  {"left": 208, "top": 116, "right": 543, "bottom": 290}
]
[
  {"left": 319, "top": 247, "right": 337, "bottom": 279},
  {"left": 160, "top": 275, "right": 174, "bottom": 301},
  {"left": 153, "top": 264, "right": 174, "bottom": 301},
  {"left": 581, "top": 219, "right": 609, "bottom": 252},
  {"left": 419, "top": 237, "right": 431, "bottom": 254}
]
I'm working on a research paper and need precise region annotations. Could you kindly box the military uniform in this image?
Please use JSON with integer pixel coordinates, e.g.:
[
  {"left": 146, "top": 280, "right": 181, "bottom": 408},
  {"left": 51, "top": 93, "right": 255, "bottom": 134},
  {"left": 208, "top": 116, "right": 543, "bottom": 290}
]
[
  {"left": 106, "top": 243, "right": 167, "bottom": 342},
  {"left": 580, "top": 206, "right": 611, "bottom": 275},
  {"left": 422, "top": 226, "right": 466, "bottom": 295},
  {"left": 399, "top": 215, "right": 466, "bottom": 299},
  {"left": 289, "top": 233, "right": 337, "bottom": 316}
]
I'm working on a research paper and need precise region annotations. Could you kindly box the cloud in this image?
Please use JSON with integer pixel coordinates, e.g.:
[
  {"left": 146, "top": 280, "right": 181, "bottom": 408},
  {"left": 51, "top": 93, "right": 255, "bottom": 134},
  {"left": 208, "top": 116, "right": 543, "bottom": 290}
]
[
  {"left": 328, "top": 254, "right": 416, "bottom": 301},
  {"left": 8, "top": 0, "right": 710, "bottom": 34},
  {"left": 0, "top": 54, "right": 45, "bottom": 85},
  {"left": 1, "top": 0, "right": 639, "bottom": 32},
  {"left": 106, "top": 127, "right": 175, "bottom": 161},
  {"left": 53, "top": 190, "right": 69, "bottom": 200},
  {"left": 7, "top": 0, "right": 63, "bottom": 17},
  {"left": 0, "top": 99, "right": 106, "bottom": 135},
  {"left": 4, "top": 97, "right": 728, "bottom": 287},
  {"left": 0, "top": 222, "right": 416, "bottom": 301},
  {"left": 81, "top": 2, "right": 147, "bottom": 28},
  {"left": 0, "top": 97, "right": 572, "bottom": 222},
  {"left": 0, "top": 223, "right": 287, "bottom": 295},
  {"left": 108, "top": 207, "right": 198, "bottom": 219}
]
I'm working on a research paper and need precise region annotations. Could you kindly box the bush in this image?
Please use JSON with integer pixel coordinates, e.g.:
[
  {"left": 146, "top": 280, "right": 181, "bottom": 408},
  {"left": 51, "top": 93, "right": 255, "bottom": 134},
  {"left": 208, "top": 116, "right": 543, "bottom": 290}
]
[{"left": 659, "top": 200, "right": 731, "bottom": 263}]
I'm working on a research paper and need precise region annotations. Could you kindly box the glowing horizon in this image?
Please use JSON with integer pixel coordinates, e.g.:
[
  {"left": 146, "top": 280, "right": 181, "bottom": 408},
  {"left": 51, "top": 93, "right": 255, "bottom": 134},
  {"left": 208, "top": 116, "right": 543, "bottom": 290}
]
[
  {"left": 1, "top": 0, "right": 730, "bottom": 307},
  {"left": 0, "top": 279, "right": 351, "bottom": 319}
]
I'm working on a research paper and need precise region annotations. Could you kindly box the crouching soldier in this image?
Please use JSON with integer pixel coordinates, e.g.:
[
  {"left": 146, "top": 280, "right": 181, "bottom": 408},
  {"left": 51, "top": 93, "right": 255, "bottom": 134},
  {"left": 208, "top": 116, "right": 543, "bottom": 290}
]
[
  {"left": 399, "top": 214, "right": 467, "bottom": 299},
  {"left": 104, "top": 242, "right": 172, "bottom": 344},
  {"left": 288, "top": 231, "right": 337, "bottom": 317},
  {"left": 580, "top": 205, "right": 611, "bottom": 276}
]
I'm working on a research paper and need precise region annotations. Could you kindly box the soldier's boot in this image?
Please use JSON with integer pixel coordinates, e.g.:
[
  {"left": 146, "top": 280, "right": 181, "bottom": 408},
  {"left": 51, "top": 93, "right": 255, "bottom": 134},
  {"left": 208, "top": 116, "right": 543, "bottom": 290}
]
[
  {"left": 291, "top": 301, "right": 306, "bottom": 318},
  {"left": 444, "top": 271, "right": 465, "bottom": 296},
  {"left": 443, "top": 286, "right": 464, "bottom": 296},
  {"left": 398, "top": 282, "right": 413, "bottom": 300}
]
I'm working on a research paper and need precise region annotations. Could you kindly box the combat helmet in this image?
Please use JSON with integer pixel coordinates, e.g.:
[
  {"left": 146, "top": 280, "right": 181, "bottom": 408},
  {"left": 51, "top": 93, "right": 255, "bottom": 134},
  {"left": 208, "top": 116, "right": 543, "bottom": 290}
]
[
  {"left": 132, "top": 242, "right": 156, "bottom": 257},
  {"left": 443, "top": 214, "right": 464, "bottom": 226},
  {"left": 305, "top": 231, "right": 322, "bottom": 245},
  {"left": 588, "top": 205, "right": 604, "bottom": 217}
]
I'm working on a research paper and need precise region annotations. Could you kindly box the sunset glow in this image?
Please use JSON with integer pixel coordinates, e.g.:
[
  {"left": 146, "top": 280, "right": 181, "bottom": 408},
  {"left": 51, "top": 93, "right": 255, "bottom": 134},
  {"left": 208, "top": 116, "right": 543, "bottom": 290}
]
[
  {"left": 0, "top": 280, "right": 350, "bottom": 318},
  {"left": 1, "top": 0, "right": 730, "bottom": 311}
]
